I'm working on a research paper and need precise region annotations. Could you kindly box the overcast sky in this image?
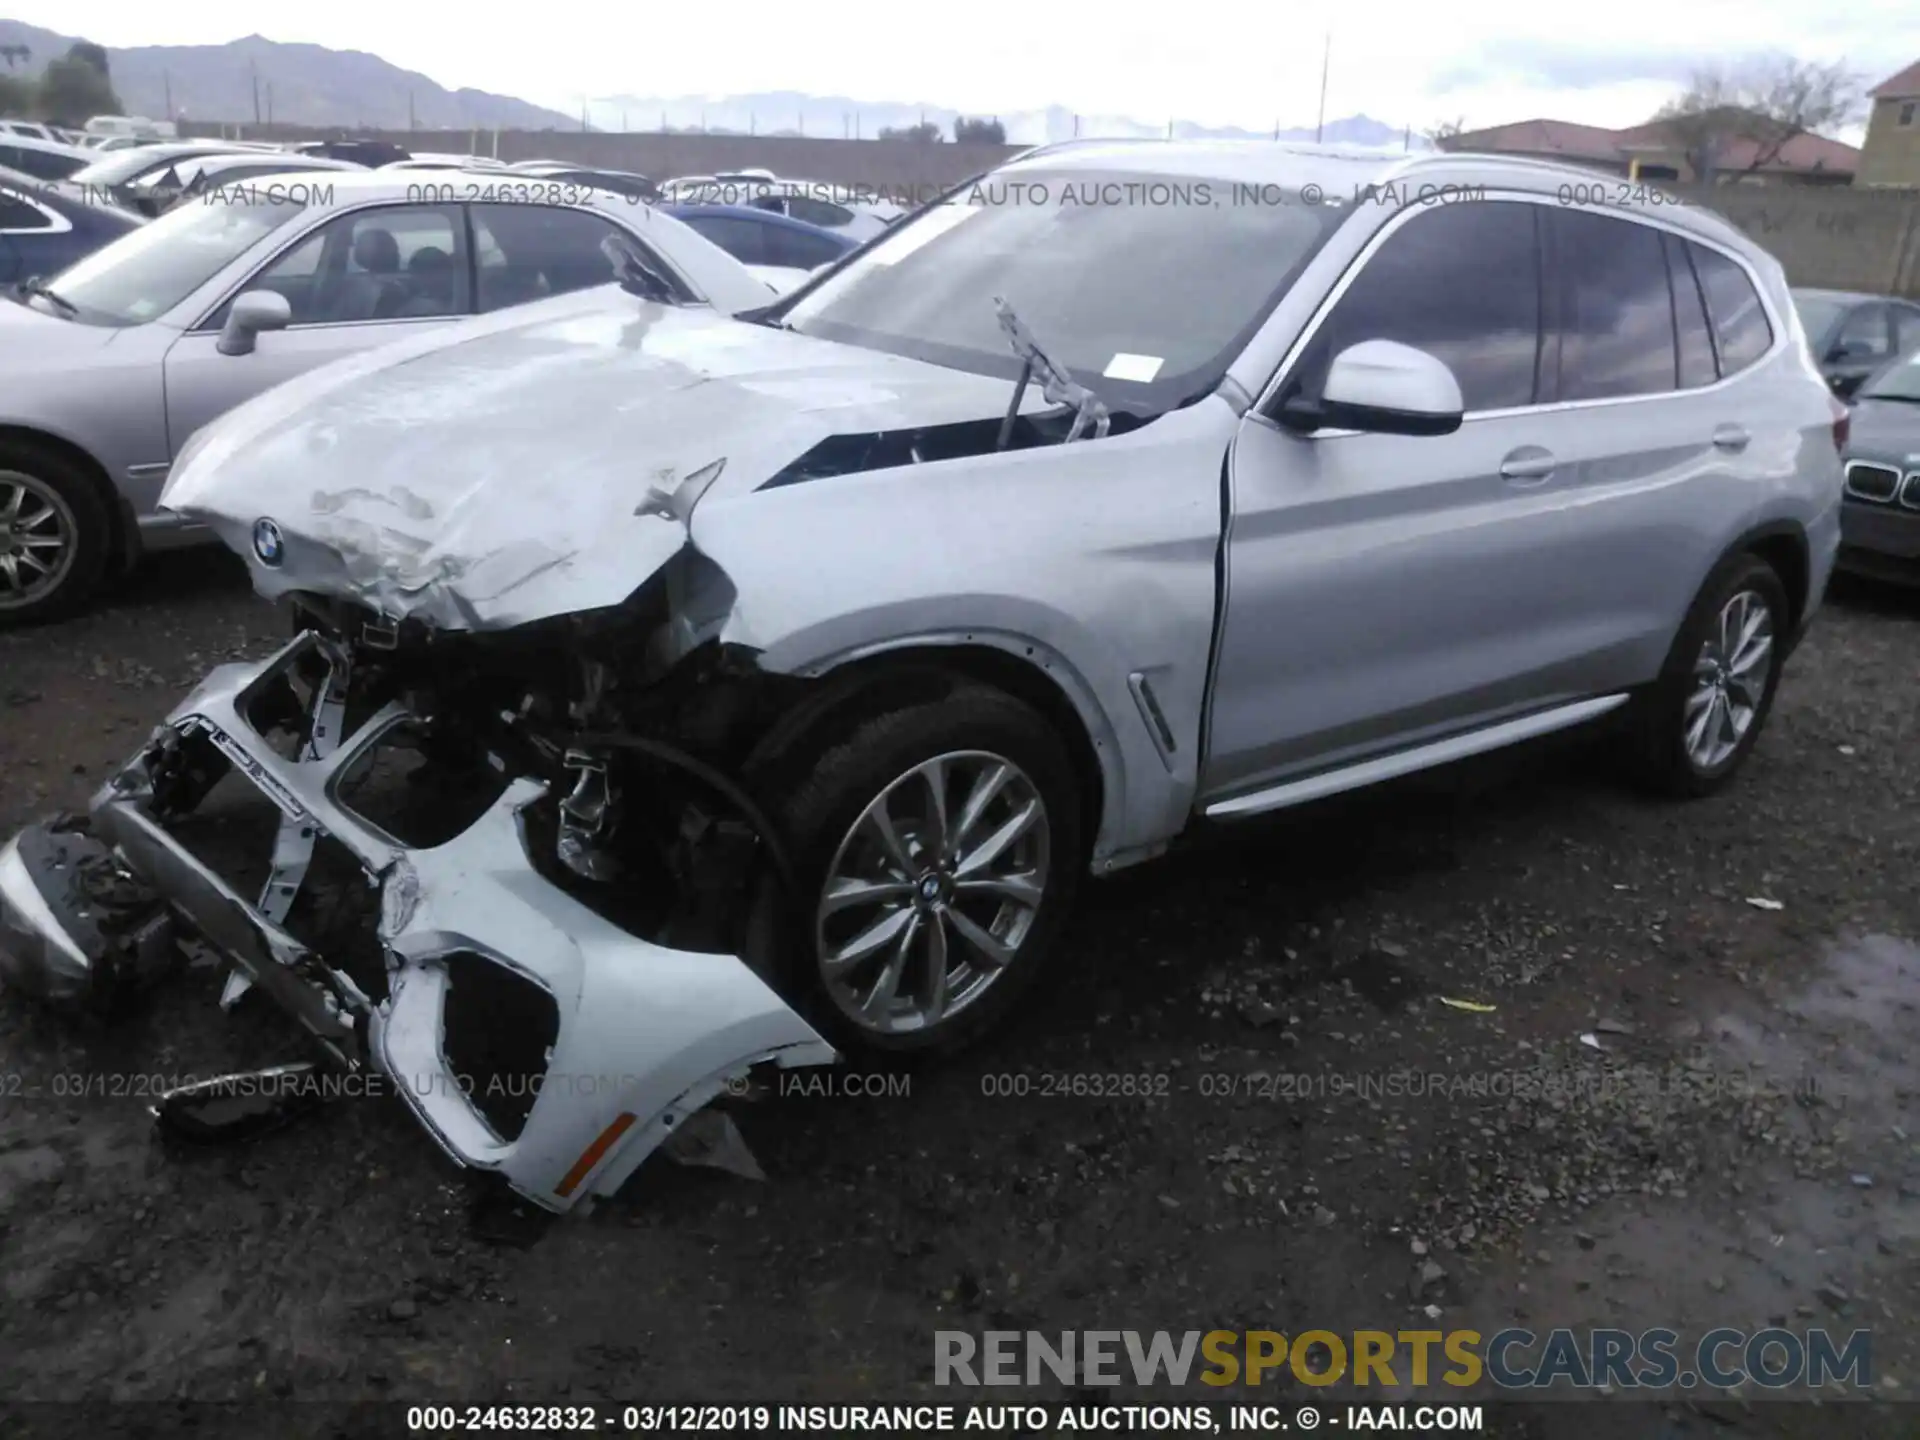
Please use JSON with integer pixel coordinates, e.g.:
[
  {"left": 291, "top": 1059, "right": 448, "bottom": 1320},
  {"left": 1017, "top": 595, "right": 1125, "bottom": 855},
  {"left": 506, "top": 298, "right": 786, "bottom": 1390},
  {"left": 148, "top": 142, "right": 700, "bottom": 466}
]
[{"left": 13, "top": 0, "right": 1918, "bottom": 138}]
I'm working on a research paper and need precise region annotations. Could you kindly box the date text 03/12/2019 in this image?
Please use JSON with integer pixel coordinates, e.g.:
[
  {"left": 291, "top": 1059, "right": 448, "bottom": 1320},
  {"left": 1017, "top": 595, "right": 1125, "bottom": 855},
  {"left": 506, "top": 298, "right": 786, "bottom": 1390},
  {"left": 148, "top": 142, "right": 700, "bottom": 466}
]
[{"left": 403, "top": 1402, "right": 1484, "bottom": 1432}]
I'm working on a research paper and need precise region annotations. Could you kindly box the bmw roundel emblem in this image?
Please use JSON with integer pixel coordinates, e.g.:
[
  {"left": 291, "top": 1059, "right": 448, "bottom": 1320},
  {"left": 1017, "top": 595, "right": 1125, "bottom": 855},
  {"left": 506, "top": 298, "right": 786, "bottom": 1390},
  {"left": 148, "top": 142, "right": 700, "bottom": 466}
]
[{"left": 252, "top": 518, "right": 284, "bottom": 567}]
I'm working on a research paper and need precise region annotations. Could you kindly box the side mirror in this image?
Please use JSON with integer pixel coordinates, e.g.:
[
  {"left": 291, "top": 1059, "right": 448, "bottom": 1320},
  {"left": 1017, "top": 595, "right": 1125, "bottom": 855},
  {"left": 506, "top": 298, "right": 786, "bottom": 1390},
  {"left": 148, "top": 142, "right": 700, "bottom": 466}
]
[
  {"left": 217, "top": 290, "right": 292, "bottom": 356},
  {"left": 1278, "top": 339, "right": 1465, "bottom": 437}
]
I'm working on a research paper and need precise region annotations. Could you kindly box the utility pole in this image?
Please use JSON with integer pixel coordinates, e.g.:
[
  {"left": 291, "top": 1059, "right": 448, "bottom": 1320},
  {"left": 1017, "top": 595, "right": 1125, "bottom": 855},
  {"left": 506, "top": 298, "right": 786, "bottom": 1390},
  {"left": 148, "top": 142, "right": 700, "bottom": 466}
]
[
  {"left": 265, "top": 82, "right": 273, "bottom": 125},
  {"left": 250, "top": 60, "right": 260, "bottom": 124},
  {"left": 163, "top": 70, "right": 173, "bottom": 118},
  {"left": 621, "top": 109, "right": 628, "bottom": 132},
  {"left": 1315, "top": 32, "right": 1330, "bottom": 143},
  {"left": 1073, "top": 113, "right": 1079, "bottom": 137},
  {"left": 408, "top": 89, "right": 416, "bottom": 130}
]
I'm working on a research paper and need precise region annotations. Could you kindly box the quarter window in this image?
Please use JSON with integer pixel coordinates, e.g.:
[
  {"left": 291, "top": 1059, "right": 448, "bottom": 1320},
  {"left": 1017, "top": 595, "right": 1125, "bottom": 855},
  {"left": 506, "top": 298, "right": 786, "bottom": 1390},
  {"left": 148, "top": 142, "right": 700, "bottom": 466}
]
[
  {"left": 1689, "top": 242, "right": 1773, "bottom": 375},
  {"left": 1550, "top": 208, "right": 1677, "bottom": 401},
  {"left": 1665, "top": 234, "right": 1717, "bottom": 389},
  {"left": 1294, "top": 200, "right": 1543, "bottom": 412}
]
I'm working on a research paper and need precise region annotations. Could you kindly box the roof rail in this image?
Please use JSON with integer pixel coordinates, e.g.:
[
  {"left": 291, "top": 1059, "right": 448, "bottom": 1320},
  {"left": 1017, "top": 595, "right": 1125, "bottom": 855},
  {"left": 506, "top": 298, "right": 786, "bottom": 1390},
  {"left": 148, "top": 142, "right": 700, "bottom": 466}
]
[{"left": 1009, "top": 135, "right": 1162, "bottom": 163}]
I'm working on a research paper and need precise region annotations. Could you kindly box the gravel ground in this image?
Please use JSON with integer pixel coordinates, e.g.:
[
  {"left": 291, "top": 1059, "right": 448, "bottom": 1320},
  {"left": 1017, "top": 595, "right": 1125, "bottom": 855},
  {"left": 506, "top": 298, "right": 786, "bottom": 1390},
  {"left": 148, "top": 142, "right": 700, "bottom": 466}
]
[{"left": 2, "top": 553, "right": 1918, "bottom": 1439}]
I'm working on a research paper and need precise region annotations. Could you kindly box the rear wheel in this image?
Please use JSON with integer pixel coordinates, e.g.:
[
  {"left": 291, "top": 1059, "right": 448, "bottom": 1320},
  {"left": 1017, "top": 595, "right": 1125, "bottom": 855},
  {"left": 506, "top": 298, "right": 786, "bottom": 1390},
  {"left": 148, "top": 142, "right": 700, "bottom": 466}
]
[
  {"left": 1624, "top": 552, "right": 1788, "bottom": 797},
  {"left": 0, "top": 443, "right": 112, "bottom": 627},
  {"left": 748, "top": 681, "right": 1085, "bottom": 1057}
]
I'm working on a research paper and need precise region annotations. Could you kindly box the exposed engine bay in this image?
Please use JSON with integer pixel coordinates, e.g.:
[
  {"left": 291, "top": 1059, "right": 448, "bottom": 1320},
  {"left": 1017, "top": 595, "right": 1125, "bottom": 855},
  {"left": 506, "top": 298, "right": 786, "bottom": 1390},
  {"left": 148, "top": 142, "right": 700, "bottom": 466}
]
[{"left": 0, "top": 582, "right": 846, "bottom": 1213}]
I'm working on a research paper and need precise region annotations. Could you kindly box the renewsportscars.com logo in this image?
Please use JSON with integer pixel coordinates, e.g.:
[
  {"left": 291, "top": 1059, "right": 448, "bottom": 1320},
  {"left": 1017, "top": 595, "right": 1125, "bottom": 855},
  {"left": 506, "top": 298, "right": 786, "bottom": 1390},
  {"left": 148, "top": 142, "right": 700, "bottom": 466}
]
[{"left": 935, "top": 1328, "right": 1872, "bottom": 1391}]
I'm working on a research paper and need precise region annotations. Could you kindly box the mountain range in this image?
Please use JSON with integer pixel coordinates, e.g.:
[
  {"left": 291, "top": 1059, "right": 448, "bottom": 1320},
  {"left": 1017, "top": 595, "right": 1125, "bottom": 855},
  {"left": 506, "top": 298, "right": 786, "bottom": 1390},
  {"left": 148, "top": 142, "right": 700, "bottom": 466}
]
[
  {"left": 582, "top": 93, "right": 1415, "bottom": 148},
  {"left": 0, "top": 19, "right": 1418, "bottom": 145},
  {"left": 0, "top": 19, "right": 578, "bottom": 129}
]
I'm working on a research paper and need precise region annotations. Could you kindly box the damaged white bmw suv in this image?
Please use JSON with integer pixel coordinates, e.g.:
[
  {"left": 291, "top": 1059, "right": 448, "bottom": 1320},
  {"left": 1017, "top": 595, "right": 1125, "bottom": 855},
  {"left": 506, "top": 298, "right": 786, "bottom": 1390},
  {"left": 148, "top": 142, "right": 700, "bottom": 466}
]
[{"left": 0, "top": 140, "right": 1845, "bottom": 1213}]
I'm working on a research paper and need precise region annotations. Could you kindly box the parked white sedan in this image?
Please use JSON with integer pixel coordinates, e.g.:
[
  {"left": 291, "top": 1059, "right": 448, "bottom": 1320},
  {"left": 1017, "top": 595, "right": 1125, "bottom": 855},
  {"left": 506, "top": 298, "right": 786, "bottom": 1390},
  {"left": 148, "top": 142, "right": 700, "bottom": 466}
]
[{"left": 0, "top": 169, "right": 779, "bottom": 623}]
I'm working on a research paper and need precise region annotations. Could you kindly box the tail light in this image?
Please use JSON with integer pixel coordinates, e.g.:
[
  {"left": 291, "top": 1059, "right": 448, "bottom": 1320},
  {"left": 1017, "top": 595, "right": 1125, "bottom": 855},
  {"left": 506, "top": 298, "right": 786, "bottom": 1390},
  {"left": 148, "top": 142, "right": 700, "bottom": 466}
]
[{"left": 1831, "top": 394, "right": 1850, "bottom": 454}]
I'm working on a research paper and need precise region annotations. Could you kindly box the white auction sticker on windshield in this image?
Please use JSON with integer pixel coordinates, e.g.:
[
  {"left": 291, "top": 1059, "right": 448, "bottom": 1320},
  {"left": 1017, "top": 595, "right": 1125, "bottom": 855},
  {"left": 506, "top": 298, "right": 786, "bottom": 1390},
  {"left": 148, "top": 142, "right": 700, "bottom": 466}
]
[{"left": 1103, "top": 353, "right": 1164, "bottom": 383}]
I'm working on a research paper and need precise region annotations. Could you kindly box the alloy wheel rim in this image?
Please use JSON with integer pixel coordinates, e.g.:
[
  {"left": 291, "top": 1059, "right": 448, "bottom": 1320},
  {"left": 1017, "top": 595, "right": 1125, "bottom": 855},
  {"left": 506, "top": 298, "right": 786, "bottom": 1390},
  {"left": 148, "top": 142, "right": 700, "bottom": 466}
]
[
  {"left": 0, "top": 470, "right": 77, "bottom": 610},
  {"left": 815, "top": 749, "right": 1051, "bottom": 1035},
  {"left": 1685, "top": 589, "right": 1775, "bottom": 771}
]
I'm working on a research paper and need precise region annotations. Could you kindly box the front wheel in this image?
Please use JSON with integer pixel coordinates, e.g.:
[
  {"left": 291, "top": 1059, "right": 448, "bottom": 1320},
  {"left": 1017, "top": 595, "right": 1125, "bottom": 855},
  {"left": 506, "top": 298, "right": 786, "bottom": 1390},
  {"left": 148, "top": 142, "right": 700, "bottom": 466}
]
[
  {"left": 1624, "top": 552, "right": 1789, "bottom": 798},
  {"left": 0, "top": 444, "right": 112, "bottom": 627},
  {"left": 749, "top": 682, "right": 1085, "bottom": 1057}
]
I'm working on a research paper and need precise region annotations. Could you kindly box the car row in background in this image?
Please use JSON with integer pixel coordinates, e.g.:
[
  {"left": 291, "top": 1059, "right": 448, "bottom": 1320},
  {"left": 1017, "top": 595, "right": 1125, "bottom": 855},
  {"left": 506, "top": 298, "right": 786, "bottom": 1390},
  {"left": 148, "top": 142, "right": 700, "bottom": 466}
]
[
  {"left": 0, "top": 170, "right": 782, "bottom": 622},
  {"left": 661, "top": 201, "right": 858, "bottom": 288},
  {"left": 661, "top": 172, "right": 905, "bottom": 241},
  {"left": 0, "top": 164, "right": 144, "bottom": 285},
  {"left": 1792, "top": 286, "right": 1920, "bottom": 399}
]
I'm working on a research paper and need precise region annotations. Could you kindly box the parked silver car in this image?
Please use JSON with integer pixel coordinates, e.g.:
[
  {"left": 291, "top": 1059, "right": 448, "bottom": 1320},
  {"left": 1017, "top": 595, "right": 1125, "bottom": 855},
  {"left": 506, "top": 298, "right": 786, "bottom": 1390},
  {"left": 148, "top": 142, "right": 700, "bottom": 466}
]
[
  {"left": 0, "top": 169, "right": 780, "bottom": 622},
  {"left": 0, "top": 140, "right": 1844, "bottom": 1215}
]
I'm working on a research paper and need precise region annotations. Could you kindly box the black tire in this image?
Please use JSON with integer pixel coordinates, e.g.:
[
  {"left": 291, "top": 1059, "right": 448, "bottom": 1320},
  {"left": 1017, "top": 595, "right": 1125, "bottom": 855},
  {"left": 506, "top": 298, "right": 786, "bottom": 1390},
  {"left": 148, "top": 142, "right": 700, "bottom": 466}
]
[
  {"left": 746, "top": 680, "right": 1085, "bottom": 1059},
  {"left": 0, "top": 439, "right": 113, "bottom": 628},
  {"left": 1624, "top": 551, "right": 1790, "bottom": 798}
]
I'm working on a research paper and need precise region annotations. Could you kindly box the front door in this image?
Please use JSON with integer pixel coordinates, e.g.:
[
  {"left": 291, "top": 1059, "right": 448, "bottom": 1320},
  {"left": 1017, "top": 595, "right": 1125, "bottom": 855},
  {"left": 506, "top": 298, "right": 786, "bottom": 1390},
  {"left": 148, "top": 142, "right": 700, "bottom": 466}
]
[{"left": 160, "top": 202, "right": 471, "bottom": 458}]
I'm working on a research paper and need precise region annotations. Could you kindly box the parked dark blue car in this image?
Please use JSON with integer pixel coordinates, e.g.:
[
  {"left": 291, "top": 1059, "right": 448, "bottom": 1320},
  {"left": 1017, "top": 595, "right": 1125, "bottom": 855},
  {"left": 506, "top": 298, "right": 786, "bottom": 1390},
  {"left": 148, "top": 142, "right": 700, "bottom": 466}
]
[
  {"left": 0, "top": 167, "right": 144, "bottom": 288},
  {"left": 660, "top": 202, "right": 858, "bottom": 281}
]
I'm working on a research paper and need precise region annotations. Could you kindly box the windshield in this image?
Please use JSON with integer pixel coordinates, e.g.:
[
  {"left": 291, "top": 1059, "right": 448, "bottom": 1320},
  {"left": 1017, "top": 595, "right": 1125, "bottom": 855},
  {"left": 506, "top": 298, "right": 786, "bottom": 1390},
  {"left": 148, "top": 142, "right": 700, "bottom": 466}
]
[
  {"left": 42, "top": 198, "right": 299, "bottom": 326},
  {"left": 1860, "top": 348, "right": 1920, "bottom": 402},
  {"left": 779, "top": 170, "right": 1343, "bottom": 414},
  {"left": 1791, "top": 293, "right": 1844, "bottom": 347}
]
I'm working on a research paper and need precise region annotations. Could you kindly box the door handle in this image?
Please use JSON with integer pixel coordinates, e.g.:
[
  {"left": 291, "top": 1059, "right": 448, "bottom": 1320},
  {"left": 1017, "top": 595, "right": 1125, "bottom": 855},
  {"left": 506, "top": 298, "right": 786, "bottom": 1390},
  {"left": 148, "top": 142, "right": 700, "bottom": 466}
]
[
  {"left": 1499, "top": 447, "right": 1556, "bottom": 483},
  {"left": 1712, "top": 424, "right": 1750, "bottom": 452}
]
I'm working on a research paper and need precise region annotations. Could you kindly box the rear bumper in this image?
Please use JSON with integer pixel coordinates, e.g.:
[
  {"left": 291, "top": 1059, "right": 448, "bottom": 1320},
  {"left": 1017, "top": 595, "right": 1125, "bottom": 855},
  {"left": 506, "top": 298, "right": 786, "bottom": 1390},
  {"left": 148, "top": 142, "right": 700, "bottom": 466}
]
[{"left": 0, "top": 632, "right": 834, "bottom": 1211}]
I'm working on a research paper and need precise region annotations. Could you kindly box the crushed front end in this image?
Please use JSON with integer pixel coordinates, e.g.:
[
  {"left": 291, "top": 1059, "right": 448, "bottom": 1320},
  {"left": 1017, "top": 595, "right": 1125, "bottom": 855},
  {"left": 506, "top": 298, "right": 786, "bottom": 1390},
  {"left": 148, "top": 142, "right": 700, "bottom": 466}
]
[{"left": 0, "top": 594, "right": 835, "bottom": 1213}]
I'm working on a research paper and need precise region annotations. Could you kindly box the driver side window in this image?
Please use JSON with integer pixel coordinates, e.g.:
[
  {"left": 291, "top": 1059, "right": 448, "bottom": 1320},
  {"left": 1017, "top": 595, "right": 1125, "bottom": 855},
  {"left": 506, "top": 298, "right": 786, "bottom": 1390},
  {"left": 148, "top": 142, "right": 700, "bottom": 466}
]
[
  {"left": 206, "top": 204, "right": 469, "bottom": 329},
  {"left": 1287, "top": 200, "right": 1545, "bottom": 414}
]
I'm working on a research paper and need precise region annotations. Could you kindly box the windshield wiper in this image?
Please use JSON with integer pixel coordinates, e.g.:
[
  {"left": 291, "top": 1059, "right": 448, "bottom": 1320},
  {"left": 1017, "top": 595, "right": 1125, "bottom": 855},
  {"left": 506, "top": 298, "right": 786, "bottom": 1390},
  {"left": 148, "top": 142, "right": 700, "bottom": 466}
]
[
  {"left": 1860, "top": 392, "right": 1920, "bottom": 405},
  {"left": 15, "top": 278, "right": 76, "bottom": 317},
  {"left": 992, "top": 297, "right": 1110, "bottom": 448},
  {"left": 600, "top": 233, "right": 684, "bottom": 306}
]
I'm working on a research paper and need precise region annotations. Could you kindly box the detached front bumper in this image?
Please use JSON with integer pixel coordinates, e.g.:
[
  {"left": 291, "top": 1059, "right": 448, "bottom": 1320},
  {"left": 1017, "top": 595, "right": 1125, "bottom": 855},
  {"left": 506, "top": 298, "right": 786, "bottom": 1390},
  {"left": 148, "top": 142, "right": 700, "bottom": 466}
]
[{"left": 0, "top": 632, "right": 835, "bottom": 1212}]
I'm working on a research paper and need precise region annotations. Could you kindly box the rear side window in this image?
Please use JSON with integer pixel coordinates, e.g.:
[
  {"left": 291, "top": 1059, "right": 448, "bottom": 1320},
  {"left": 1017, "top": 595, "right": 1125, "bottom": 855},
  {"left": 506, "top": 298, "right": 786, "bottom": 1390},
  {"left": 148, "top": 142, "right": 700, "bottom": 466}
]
[
  {"left": 1689, "top": 242, "right": 1773, "bottom": 375},
  {"left": 1663, "top": 235, "right": 1717, "bottom": 389},
  {"left": 470, "top": 204, "right": 635, "bottom": 314},
  {"left": 683, "top": 214, "right": 769, "bottom": 266},
  {"left": 1550, "top": 209, "right": 1677, "bottom": 401},
  {"left": 765, "top": 223, "right": 846, "bottom": 270},
  {"left": 1299, "top": 200, "right": 1543, "bottom": 412}
]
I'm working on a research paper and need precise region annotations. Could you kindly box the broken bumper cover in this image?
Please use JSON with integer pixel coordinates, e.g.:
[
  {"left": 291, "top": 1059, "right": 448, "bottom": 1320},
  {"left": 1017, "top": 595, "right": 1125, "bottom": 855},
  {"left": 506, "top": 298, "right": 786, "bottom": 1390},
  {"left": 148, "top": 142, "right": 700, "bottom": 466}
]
[{"left": 0, "top": 633, "right": 835, "bottom": 1212}]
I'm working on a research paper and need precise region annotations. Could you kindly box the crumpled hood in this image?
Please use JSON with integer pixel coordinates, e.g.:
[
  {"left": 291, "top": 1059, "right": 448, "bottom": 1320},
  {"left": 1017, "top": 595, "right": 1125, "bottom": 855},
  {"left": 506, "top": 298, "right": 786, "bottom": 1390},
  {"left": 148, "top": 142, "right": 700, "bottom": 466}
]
[{"left": 160, "top": 287, "right": 1030, "bottom": 630}]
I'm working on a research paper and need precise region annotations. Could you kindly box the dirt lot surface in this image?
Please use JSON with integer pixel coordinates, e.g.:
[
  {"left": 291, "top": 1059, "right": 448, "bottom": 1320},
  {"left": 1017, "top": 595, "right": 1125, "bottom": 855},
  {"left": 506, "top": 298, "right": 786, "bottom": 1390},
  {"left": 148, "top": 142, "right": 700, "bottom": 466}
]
[{"left": 2, "top": 554, "right": 1919, "bottom": 1439}]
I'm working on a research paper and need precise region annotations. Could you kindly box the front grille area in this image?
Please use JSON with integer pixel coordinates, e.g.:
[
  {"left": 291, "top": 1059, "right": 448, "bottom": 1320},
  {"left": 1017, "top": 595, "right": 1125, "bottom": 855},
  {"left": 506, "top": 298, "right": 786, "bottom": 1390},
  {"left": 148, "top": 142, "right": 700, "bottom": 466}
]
[
  {"left": 1845, "top": 462, "right": 1901, "bottom": 503},
  {"left": 1903, "top": 473, "right": 1920, "bottom": 511},
  {"left": 439, "top": 952, "right": 560, "bottom": 1143}
]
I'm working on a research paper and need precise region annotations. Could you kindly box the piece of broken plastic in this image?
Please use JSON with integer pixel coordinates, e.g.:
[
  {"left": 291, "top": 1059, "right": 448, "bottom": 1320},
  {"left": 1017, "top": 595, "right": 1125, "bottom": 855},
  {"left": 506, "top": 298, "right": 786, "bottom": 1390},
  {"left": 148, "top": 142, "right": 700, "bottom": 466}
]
[
  {"left": 661, "top": 1108, "right": 765, "bottom": 1181},
  {"left": 151, "top": 1062, "right": 329, "bottom": 1143},
  {"left": 1438, "top": 996, "right": 1497, "bottom": 1013}
]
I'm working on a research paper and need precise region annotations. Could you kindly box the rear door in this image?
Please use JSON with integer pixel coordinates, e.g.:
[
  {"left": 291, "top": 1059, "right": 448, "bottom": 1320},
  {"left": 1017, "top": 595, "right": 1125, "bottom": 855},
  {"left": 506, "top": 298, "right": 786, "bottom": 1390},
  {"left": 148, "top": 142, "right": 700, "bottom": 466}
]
[{"left": 158, "top": 202, "right": 471, "bottom": 458}]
